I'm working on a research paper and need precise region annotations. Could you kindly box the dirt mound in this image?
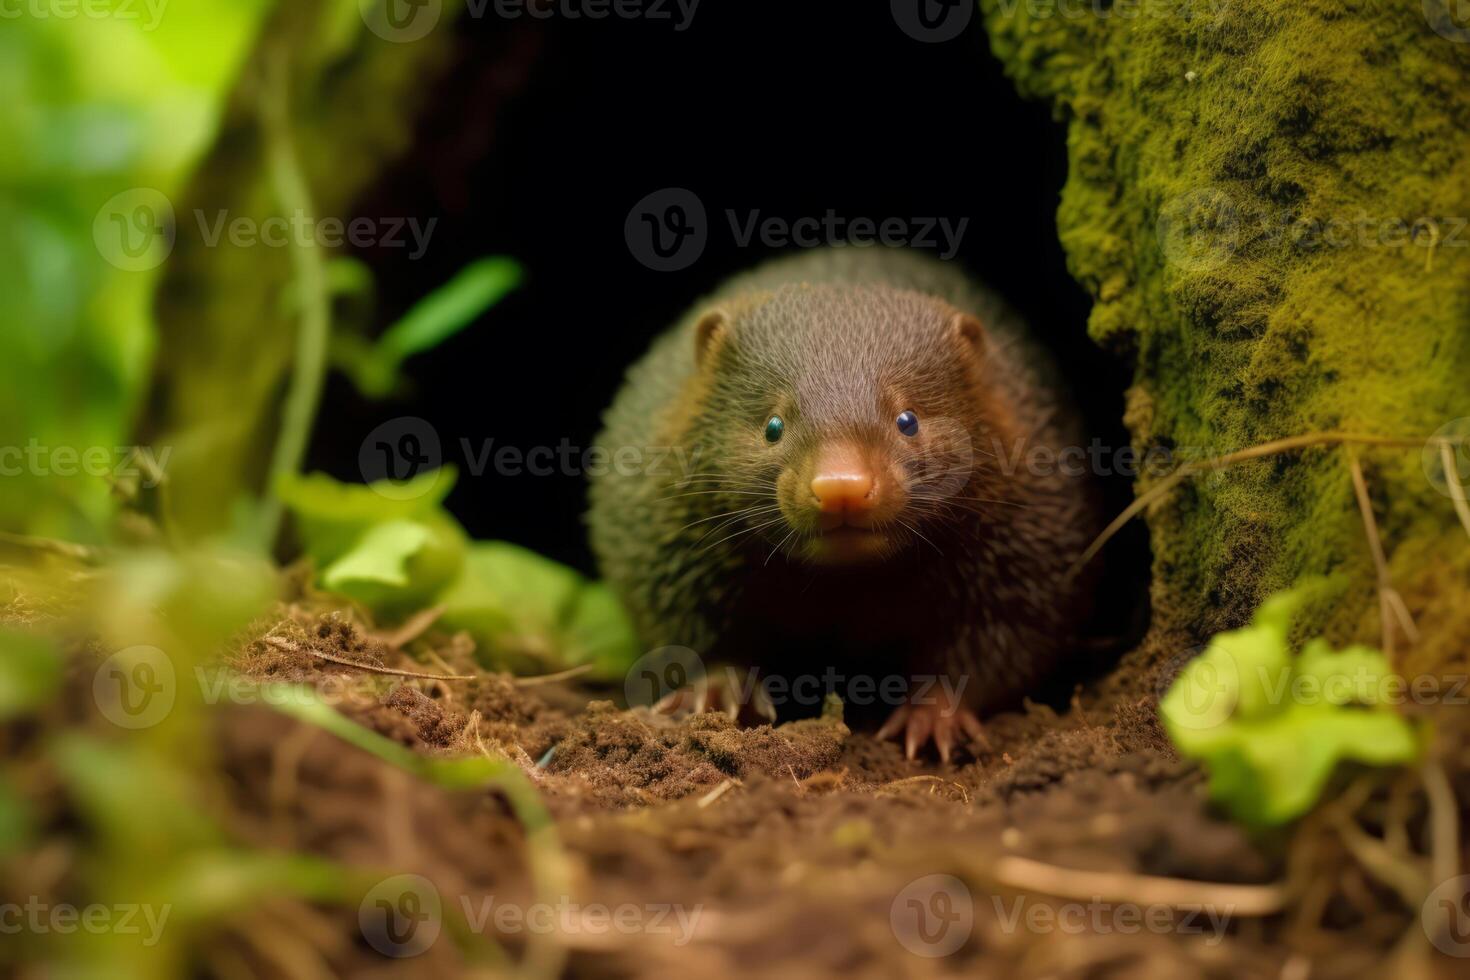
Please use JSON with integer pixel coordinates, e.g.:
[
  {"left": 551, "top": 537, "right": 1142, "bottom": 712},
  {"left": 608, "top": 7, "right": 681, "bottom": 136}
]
[{"left": 78, "top": 606, "right": 1449, "bottom": 978}]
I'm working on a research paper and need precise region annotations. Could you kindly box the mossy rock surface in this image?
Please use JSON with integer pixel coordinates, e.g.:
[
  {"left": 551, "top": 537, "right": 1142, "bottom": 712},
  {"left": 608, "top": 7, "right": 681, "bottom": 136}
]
[{"left": 981, "top": 0, "right": 1470, "bottom": 662}]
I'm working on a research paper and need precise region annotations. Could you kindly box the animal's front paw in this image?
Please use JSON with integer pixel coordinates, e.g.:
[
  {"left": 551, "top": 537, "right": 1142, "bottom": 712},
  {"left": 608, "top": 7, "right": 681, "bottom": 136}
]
[
  {"left": 877, "top": 689, "right": 984, "bottom": 764},
  {"left": 652, "top": 665, "right": 777, "bottom": 726}
]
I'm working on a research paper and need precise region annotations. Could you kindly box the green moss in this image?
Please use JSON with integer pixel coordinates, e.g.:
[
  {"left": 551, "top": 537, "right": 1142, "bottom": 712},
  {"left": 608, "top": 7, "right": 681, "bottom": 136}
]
[{"left": 982, "top": 0, "right": 1470, "bottom": 648}]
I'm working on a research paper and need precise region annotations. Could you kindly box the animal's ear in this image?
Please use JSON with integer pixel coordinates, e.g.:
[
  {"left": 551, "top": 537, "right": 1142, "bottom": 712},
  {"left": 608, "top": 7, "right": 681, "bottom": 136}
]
[
  {"left": 694, "top": 309, "right": 729, "bottom": 367},
  {"left": 950, "top": 312, "right": 986, "bottom": 356}
]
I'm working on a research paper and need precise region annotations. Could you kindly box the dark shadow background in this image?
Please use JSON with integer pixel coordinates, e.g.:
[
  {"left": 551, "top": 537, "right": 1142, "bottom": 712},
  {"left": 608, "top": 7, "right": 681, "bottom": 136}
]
[{"left": 310, "top": 1, "right": 1145, "bottom": 642}]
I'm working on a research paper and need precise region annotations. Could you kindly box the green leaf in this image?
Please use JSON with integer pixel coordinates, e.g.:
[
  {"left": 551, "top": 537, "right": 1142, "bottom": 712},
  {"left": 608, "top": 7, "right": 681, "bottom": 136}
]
[
  {"left": 51, "top": 735, "right": 221, "bottom": 856},
  {"left": 156, "top": 850, "right": 351, "bottom": 922},
  {"left": 321, "top": 520, "right": 433, "bottom": 590},
  {"left": 1201, "top": 704, "right": 1420, "bottom": 826},
  {"left": 264, "top": 682, "right": 558, "bottom": 890},
  {"left": 437, "top": 542, "right": 579, "bottom": 651},
  {"left": 0, "top": 629, "right": 62, "bottom": 720},
  {"left": 102, "top": 547, "right": 279, "bottom": 656},
  {"left": 380, "top": 257, "right": 523, "bottom": 361},
  {"left": 439, "top": 542, "right": 639, "bottom": 676},
  {"left": 266, "top": 683, "right": 533, "bottom": 795},
  {"left": 1160, "top": 585, "right": 1421, "bottom": 826},
  {"left": 280, "top": 469, "right": 467, "bottom": 617},
  {"left": 320, "top": 519, "right": 463, "bottom": 614},
  {"left": 563, "top": 582, "right": 641, "bottom": 677},
  {"left": 278, "top": 467, "right": 458, "bottom": 565},
  {"left": 337, "top": 257, "right": 523, "bottom": 398},
  {"left": 279, "top": 471, "right": 637, "bottom": 667},
  {"left": 326, "top": 256, "right": 378, "bottom": 309},
  {"left": 1294, "top": 640, "right": 1395, "bottom": 706}
]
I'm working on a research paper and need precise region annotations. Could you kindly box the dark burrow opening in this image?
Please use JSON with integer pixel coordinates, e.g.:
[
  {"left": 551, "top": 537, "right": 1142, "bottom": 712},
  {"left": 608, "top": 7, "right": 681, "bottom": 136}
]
[{"left": 305, "top": 3, "right": 1151, "bottom": 707}]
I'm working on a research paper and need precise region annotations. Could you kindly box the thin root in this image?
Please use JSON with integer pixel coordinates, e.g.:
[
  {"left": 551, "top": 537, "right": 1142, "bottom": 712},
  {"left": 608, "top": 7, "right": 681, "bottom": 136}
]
[
  {"left": 1066, "top": 431, "right": 1468, "bottom": 583},
  {"left": 261, "top": 634, "right": 475, "bottom": 681},
  {"left": 989, "top": 854, "right": 1287, "bottom": 916}
]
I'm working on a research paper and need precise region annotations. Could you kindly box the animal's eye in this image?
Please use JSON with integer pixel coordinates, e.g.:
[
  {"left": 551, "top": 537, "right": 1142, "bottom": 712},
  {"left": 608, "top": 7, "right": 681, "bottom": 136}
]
[
  {"left": 896, "top": 410, "right": 919, "bottom": 437},
  {"left": 764, "top": 415, "right": 785, "bottom": 444}
]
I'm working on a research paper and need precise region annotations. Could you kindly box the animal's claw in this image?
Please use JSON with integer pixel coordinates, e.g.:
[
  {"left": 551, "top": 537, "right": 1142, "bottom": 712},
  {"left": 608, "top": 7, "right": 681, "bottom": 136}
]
[
  {"left": 651, "top": 666, "right": 777, "bottom": 725},
  {"left": 878, "top": 694, "right": 985, "bottom": 764}
]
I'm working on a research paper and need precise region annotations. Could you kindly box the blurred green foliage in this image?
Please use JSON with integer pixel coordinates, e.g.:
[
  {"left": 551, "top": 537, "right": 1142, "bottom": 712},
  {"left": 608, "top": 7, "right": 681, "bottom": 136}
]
[
  {"left": 0, "top": 546, "right": 310, "bottom": 979},
  {"left": 1161, "top": 585, "right": 1420, "bottom": 826},
  {"left": 0, "top": 543, "right": 572, "bottom": 977},
  {"left": 438, "top": 541, "right": 639, "bottom": 678},
  {"left": 0, "top": 4, "right": 622, "bottom": 978},
  {"left": 280, "top": 467, "right": 639, "bottom": 676},
  {"left": 279, "top": 466, "right": 468, "bottom": 613},
  {"left": 0, "top": 0, "right": 275, "bottom": 541},
  {"left": 332, "top": 255, "right": 525, "bottom": 399},
  {"left": 0, "top": 629, "right": 61, "bottom": 720}
]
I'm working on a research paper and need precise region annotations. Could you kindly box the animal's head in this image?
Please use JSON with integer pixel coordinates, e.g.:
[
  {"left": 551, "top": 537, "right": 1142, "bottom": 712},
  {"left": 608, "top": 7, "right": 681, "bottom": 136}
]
[{"left": 684, "top": 282, "right": 1008, "bottom": 565}]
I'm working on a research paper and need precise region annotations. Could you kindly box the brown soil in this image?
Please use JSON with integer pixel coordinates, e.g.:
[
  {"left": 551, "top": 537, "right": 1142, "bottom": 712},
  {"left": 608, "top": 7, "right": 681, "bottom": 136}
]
[
  {"left": 57, "top": 604, "right": 1465, "bottom": 978},
  {"left": 0, "top": 593, "right": 1446, "bottom": 975}
]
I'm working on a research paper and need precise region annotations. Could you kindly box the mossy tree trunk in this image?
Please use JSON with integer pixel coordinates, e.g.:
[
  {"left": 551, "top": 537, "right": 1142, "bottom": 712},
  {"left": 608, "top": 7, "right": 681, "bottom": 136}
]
[{"left": 981, "top": 1, "right": 1470, "bottom": 669}]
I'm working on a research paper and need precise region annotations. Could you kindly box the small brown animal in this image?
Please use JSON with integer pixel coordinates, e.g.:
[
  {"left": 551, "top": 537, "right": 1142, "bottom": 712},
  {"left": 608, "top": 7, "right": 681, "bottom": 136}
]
[{"left": 588, "top": 247, "right": 1101, "bottom": 760}]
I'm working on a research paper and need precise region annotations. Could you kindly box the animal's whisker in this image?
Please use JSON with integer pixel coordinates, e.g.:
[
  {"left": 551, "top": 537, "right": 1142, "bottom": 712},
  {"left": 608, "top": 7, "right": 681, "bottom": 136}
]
[
  {"left": 664, "top": 477, "right": 772, "bottom": 489},
  {"left": 682, "top": 502, "right": 782, "bottom": 531},
  {"left": 679, "top": 504, "right": 781, "bottom": 533},
  {"left": 910, "top": 491, "right": 1031, "bottom": 510},
  {"left": 895, "top": 517, "right": 943, "bottom": 557},
  {"left": 668, "top": 475, "right": 775, "bottom": 488},
  {"left": 765, "top": 526, "right": 799, "bottom": 566},
  {"left": 689, "top": 507, "right": 783, "bottom": 545},
  {"left": 656, "top": 489, "right": 773, "bottom": 503},
  {"left": 698, "top": 515, "right": 789, "bottom": 555}
]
